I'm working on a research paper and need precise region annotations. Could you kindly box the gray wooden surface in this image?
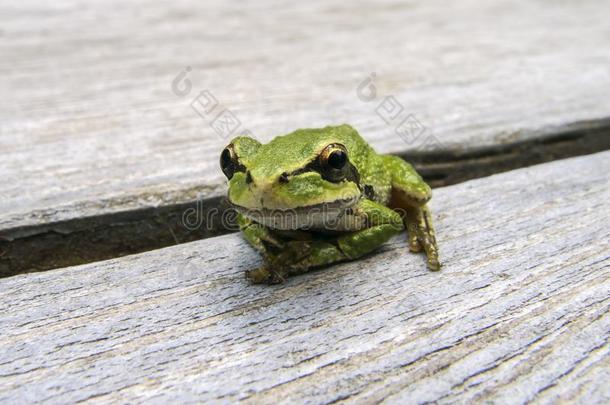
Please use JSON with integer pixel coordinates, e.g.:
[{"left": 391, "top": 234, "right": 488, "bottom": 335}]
[
  {"left": 2, "top": 0, "right": 610, "bottom": 235},
  {"left": 1, "top": 151, "right": 608, "bottom": 404}
]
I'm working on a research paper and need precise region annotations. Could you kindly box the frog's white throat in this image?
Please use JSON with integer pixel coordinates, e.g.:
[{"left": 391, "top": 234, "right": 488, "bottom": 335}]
[{"left": 234, "top": 197, "right": 366, "bottom": 232}]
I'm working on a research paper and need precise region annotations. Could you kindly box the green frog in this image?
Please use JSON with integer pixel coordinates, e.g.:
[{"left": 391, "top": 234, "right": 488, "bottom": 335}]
[{"left": 220, "top": 124, "right": 440, "bottom": 284}]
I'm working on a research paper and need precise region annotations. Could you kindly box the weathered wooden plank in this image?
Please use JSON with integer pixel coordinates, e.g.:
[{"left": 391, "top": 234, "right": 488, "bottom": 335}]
[
  {"left": 1, "top": 0, "right": 610, "bottom": 237},
  {"left": 0, "top": 152, "right": 608, "bottom": 403}
]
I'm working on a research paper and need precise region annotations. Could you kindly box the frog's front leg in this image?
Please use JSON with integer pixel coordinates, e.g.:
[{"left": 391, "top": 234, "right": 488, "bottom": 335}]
[
  {"left": 244, "top": 238, "right": 336, "bottom": 284},
  {"left": 405, "top": 205, "right": 440, "bottom": 271},
  {"left": 336, "top": 199, "right": 404, "bottom": 259},
  {"left": 238, "top": 213, "right": 286, "bottom": 283},
  {"left": 238, "top": 213, "right": 311, "bottom": 283},
  {"left": 383, "top": 155, "right": 441, "bottom": 271},
  {"left": 237, "top": 213, "right": 284, "bottom": 255}
]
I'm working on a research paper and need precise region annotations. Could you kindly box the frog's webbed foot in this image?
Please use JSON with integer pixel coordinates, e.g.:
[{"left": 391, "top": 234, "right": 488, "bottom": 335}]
[{"left": 406, "top": 205, "right": 440, "bottom": 271}]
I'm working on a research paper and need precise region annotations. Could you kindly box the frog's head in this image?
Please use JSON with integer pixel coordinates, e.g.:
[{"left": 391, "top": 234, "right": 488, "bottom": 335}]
[{"left": 220, "top": 125, "right": 366, "bottom": 229}]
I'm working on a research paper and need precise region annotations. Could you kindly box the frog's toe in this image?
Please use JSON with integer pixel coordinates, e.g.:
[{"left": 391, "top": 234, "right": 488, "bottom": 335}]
[
  {"left": 406, "top": 221, "right": 422, "bottom": 253},
  {"left": 245, "top": 266, "right": 285, "bottom": 285},
  {"left": 267, "top": 270, "right": 286, "bottom": 285},
  {"left": 427, "top": 257, "right": 441, "bottom": 271},
  {"left": 245, "top": 267, "right": 271, "bottom": 284},
  {"left": 408, "top": 237, "right": 422, "bottom": 253}
]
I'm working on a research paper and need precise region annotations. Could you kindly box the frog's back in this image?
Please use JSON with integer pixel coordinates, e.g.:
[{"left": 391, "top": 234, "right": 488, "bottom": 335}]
[{"left": 263, "top": 124, "right": 370, "bottom": 158}]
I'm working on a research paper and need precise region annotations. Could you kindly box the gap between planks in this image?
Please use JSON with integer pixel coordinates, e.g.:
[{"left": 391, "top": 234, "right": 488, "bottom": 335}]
[{"left": 1, "top": 119, "right": 609, "bottom": 278}]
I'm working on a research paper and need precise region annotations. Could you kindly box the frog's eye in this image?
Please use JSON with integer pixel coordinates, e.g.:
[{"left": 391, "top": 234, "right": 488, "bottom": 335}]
[
  {"left": 220, "top": 144, "right": 241, "bottom": 179},
  {"left": 320, "top": 144, "right": 348, "bottom": 169},
  {"left": 319, "top": 143, "right": 349, "bottom": 181}
]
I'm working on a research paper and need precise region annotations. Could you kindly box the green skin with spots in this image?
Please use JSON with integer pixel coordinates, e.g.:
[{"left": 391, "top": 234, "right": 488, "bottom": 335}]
[{"left": 222, "top": 124, "right": 440, "bottom": 284}]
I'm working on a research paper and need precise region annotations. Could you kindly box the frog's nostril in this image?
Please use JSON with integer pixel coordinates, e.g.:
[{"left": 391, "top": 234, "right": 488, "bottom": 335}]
[
  {"left": 245, "top": 171, "right": 253, "bottom": 184},
  {"left": 279, "top": 172, "right": 289, "bottom": 184}
]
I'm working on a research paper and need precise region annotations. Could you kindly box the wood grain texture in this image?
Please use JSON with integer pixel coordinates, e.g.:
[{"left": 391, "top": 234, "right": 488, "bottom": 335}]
[
  {"left": 1, "top": 152, "right": 608, "bottom": 403},
  {"left": 2, "top": 0, "right": 610, "bottom": 235}
]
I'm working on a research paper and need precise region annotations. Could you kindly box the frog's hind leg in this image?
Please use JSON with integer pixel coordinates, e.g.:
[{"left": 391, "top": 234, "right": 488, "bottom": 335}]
[
  {"left": 243, "top": 199, "right": 406, "bottom": 284},
  {"left": 285, "top": 240, "right": 347, "bottom": 277},
  {"left": 282, "top": 222, "right": 403, "bottom": 280},
  {"left": 238, "top": 213, "right": 343, "bottom": 284},
  {"left": 246, "top": 239, "right": 346, "bottom": 284},
  {"left": 247, "top": 202, "right": 404, "bottom": 284}
]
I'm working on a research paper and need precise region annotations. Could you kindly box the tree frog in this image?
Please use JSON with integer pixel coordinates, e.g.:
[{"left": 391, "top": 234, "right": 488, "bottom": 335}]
[{"left": 220, "top": 124, "right": 440, "bottom": 284}]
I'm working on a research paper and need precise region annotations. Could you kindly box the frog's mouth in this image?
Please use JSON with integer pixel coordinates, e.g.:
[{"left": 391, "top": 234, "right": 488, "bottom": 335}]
[{"left": 232, "top": 196, "right": 362, "bottom": 231}]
